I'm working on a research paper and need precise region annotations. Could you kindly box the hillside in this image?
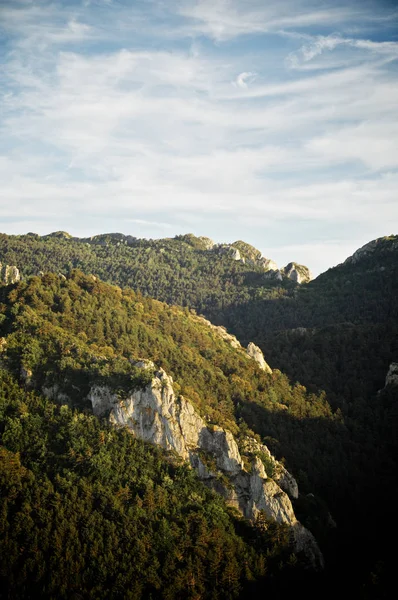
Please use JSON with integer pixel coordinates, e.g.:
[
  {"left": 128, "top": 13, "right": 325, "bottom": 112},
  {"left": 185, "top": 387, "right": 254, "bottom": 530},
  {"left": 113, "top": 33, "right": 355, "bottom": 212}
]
[
  {"left": 0, "top": 270, "right": 337, "bottom": 598},
  {"left": 1, "top": 370, "right": 300, "bottom": 600},
  {"left": 1, "top": 232, "right": 397, "bottom": 596},
  {"left": 0, "top": 231, "right": 309, "bottom": 314}
]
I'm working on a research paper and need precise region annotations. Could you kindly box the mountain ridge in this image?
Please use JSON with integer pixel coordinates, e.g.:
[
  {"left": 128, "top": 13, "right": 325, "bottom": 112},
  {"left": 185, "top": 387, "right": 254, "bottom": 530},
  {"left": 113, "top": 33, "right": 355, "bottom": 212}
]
[{"left": 1, "top": 231, "right": 397, "bottom": 597}]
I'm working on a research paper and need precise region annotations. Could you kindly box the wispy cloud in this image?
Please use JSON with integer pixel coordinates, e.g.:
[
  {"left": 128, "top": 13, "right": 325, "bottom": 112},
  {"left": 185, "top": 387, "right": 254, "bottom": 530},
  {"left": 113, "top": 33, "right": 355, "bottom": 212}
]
[
  {"left": 0, "top": 0, "right": 397, "bottom": 274},
  {"left": 176, "top": 0, "right": 363, "bottom": 41},
  {"left": 234, "top": 71, "right": 256, "bottom": 89},
  {"left": 286, "top": 33, "right": 398, "bottom": 68}
]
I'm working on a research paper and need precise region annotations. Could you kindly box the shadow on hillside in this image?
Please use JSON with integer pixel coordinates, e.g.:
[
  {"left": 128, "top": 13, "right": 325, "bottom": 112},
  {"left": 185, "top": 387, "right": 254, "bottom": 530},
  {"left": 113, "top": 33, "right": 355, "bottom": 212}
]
[{"left": 236, "top": 392, "right": 398, "bottom": 600}]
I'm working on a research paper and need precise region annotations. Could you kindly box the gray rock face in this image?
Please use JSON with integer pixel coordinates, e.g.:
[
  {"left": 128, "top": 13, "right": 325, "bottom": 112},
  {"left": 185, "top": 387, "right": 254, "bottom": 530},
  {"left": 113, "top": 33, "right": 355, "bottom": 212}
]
[
  {"left": 199, "top": 236, "right": 215, "bottom": 250},
  {"left": 263, "top": 269, "right": 283, "bottom": 281},
  {"left": 240, "top": 437, "right": 299, "bottom": 499},
  {"left": 42, "top": 383, "right": 70, "bottom": 404},
  {"left": 217, "top": 245, "right": 244, "bottom": 262},
  {"left": 0, "top": 264, "right": 20, "bottom": 284},
  {"left": 246, "top": 342, "right": 272, "bottom": 374},
  {"left": 258, "top": 257, "right": 279, "bottom": 272},
  {"left": 283, "top": 262, "right": 312, "bottom": 284},
  {"left": 385, "top": 363, "right": 398, "bottom": 387},
  {"left": 345, "top": 236, "right": 398, "bottom": 265},
  {"left": 88, "top": 366, "right": 322, "bottom": 568}
]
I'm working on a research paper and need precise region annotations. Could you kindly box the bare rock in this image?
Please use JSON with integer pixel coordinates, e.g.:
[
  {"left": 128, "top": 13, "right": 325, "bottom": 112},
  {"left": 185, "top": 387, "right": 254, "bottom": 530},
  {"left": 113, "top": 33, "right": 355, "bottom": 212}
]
[
  {"left": 283, "top": 262, "right": 312, "bottom": 284},
  {"left": 0, "top": 264, "right": 21, "bottom": 284},
  {"left": 247, "top": 342, "right": 272, "bottom": 374},
  {"left": 385, "top": 363, "right": 398, "bottom": 387},
  {"left": 88, "top": 365, "right": 322, "bottom": 568}
]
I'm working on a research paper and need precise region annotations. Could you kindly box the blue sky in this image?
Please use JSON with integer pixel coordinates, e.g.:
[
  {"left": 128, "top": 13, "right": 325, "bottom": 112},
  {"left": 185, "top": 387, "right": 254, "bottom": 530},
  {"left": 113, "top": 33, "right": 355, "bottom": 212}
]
[{"left": 1, "top": 0, "right": 397, "bottom": 275}]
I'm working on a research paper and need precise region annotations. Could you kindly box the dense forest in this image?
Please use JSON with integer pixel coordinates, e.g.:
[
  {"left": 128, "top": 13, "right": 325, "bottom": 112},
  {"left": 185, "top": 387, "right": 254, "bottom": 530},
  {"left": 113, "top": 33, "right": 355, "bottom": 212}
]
[
  {"left": 1, "top": 369, "right": 306, "bottom": 599},
  {"left": 0, "top": 271, "right": 330, "bottom": 598},
  {"left": 0, "top": 231, "right": 294, "bottom": 313},
  {"left": 1, "top": 232, "right": 397, "bottom": 597}
]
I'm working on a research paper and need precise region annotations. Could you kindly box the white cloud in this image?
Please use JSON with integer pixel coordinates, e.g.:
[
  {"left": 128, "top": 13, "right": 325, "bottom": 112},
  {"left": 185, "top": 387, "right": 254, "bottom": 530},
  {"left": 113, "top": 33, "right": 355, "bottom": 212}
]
[
  {"left": 234, "top": 72, "right": 256, "bottom": 89},
  {"left": 286, "top": 33, "right": 398, "bottom": 69},
  {"left": 0, "top": 0, "right": 397, "bottom": 274},
  {"left": 176, "top": 0, "right": 362, "bottom": 41}
]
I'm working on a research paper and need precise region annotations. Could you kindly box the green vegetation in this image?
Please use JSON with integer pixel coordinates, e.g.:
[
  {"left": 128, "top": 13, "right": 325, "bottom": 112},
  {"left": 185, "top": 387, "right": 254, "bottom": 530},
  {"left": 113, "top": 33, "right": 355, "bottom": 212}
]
[
  {"left": 1, "top": 231, "right": 397, "bottom": 597},
  {"left": 0, "top": 369, "right": 303, "bottom": 599},
  {"left": 0, "top": 232, "right": 293, "bottom": 315}
]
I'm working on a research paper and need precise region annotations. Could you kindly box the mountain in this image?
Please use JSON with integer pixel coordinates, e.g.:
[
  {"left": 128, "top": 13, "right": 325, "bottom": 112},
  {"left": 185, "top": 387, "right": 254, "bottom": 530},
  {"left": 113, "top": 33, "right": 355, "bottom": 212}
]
[
  {"left": 1, "top": 369, "right": 299, "bottom": 600},
  {"left": 0, "top": 270, "right": 333, "bottom": 599},
  {"left": 216, "top": 235, "right": 398, "bottom": 595},
  {"left": 1, "top": 231, "right": 397, "bottom": 597},
  {"left": 0, "top": 231, "right": 310, "bottom": 315}
]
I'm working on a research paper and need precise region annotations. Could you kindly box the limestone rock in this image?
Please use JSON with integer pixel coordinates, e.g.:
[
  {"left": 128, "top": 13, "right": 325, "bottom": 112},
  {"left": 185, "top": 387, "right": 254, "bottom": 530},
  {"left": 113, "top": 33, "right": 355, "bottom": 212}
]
[
  {"left": 346, "top": 239, "right": 379, "bottom": 264},
  {"left": 258, "top": 257, "right": 279, "bottom": 272},
  {"left": 345, "top": 236, "right": 398, "bottom": 265},
  {"left": 132, "top": 359, "right": 155, "bottom": 370},
  {"left": 20, "top": 366, "right": 33, "bottom": 386},
  {"left": 263, "top": 269, "right": 283, "bottom": 281},
  {"left": 228, "top": 247, "right": 242, "bottom": 261},
  {"left": 246, "top": 342, "right": 272, "bottom": 374},
  {"left": 230, "top": 241, "right": 262, "bottom": 262},
  {"left": 249, "top": 477, "right": 296, "bottom": 523},
  {"left": 283, "top": 262, "right": 312, "bottom": 284},
  {"left": 89, "top": 385, "right": 119, "bottom": 416},
  {"left": 218, "top": 245, "right": 244, "bottom": 262},
  {"left": 42, "top": 384, "right": 70, "bottom": 404},
  {"left": 0, "top": 264, "right": 20, "bottom": 284},
  {"left": 88, "top": 365, "right": 322, "bottom": 568},
  {"left": 385, "top": 363, "right": 398, "bottom": 387},
  {"left": 199, "top": 236, "right": 215, "bottom": 250},
  {"left": 45, "top": 231, "right": 72, "bottom": 239},
  {"left": 240, "top": 437, "right": 299, "bottom": 499},
  {"left": 229, "top": 242, "right": 280, "bottom": 272}
]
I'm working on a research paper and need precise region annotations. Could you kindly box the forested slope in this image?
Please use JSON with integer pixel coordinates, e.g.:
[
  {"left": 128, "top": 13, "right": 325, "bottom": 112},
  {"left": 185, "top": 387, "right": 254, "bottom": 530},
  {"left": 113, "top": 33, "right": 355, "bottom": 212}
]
[
  {"left": 0, "top": 272, "right": 335, "bottom": 598},
  {"left": 0, "top": 231, "right": 294, "bottom": 313},
  {"left": 1, "top": 232, "right": 397, "bottom": 597},
  {"left": 1, "top": 370, "right": 303, "bottom": 600}
]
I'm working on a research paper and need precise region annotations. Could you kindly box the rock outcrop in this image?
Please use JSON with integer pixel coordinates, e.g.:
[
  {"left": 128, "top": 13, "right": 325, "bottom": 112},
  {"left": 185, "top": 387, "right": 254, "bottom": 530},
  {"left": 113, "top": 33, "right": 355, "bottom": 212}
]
[
  {"left": 263, "top": 269, "right": 283, "bottom": 281},
  {"left": 89, "top": 366, "right": 323, "bottom": 569},
  {"left": 218, "top": 245, "right": 243, "bottom": 261},
  {"left": 282, "top": 262, "right": 312, "bottom": 284},
  {"left": 198, "top": 236, "right": 215, "bottom": 250},
  {"left": 384, "top": 363, "right": 398, "bottom": 387},
  {"left": 345, "top": 236, "right": 398, "bottom": 265},
  {"left": 229, "top": 241, "right": 280, "bottom": 272},
  {"left": 0, "top": 264, "right": 20, "bottom": 284},
  {"left": 246, "top": 342, "right": 272, "bottom": 374},
  {"left": 258, "top": 257, "right": 279, "bottom": 271}
]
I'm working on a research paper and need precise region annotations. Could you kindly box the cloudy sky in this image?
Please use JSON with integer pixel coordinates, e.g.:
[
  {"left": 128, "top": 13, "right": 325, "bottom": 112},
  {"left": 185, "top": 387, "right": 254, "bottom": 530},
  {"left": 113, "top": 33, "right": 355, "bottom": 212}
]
[{"left": 1, "top": 0, "right": 397, "bottom": 275}]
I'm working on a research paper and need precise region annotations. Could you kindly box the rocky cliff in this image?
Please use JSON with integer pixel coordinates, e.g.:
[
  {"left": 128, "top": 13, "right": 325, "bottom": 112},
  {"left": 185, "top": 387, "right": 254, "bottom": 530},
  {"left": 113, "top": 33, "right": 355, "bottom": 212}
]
[
  {"left": 282, "top": 262, "right": 313, "bottom": 284},
  {"left": 344, "top": 235, "right": 398, "bottom": 266},
  {"left": 88, "top": 364, "right": 323, "bottom": 569},
  {"left": 384, "top": 363, "right": 398, "bottom": 387},
  {"left": 0, "top": 264, "right": 20, "bottom": 285},
  {"left": 246, "top": 342, "right": 272, "bottom": 373}
]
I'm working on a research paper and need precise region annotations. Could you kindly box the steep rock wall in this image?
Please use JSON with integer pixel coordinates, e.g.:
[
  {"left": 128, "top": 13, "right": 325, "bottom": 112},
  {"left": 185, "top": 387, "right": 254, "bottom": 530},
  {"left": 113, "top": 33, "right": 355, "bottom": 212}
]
[{"left": 88, "top": 366, "right": 323, "bottom": 568}]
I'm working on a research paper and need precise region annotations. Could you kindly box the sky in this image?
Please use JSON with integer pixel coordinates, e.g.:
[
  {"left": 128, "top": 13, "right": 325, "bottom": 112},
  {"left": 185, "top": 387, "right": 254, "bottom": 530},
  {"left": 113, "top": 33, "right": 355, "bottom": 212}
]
[{"left": 1, "top": 0, "right": 398, "bottom": 276}]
